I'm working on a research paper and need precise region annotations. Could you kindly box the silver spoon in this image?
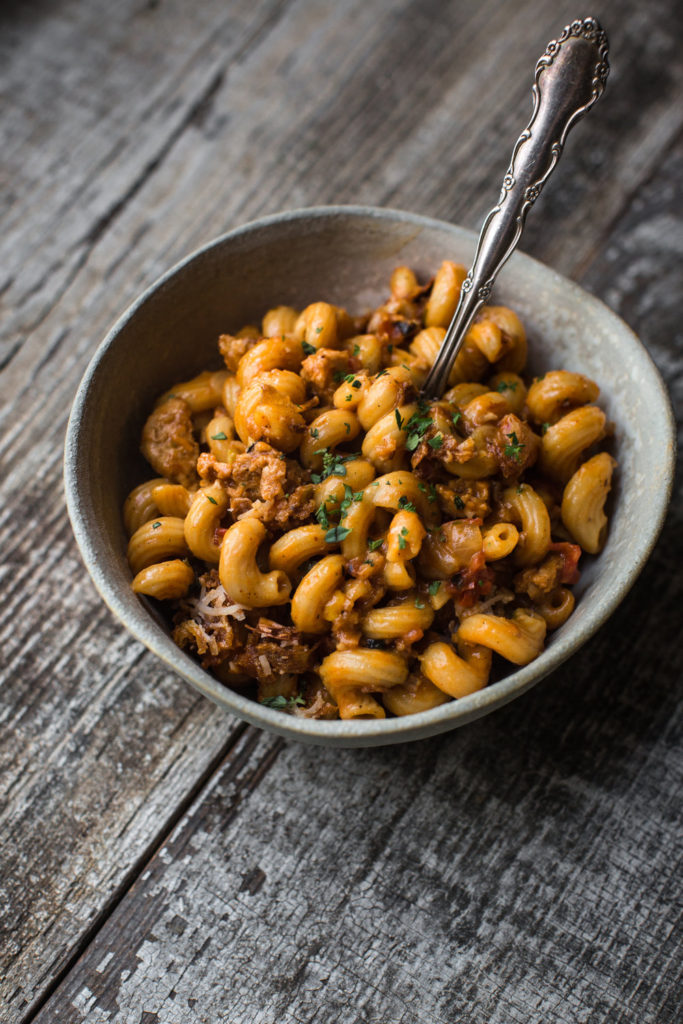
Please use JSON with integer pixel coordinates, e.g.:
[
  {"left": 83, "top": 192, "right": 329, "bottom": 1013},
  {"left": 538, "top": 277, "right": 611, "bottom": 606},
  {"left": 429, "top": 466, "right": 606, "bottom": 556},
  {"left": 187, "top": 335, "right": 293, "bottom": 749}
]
[{"left": 422, "top": 16, "right": 610, "bottom": 399}]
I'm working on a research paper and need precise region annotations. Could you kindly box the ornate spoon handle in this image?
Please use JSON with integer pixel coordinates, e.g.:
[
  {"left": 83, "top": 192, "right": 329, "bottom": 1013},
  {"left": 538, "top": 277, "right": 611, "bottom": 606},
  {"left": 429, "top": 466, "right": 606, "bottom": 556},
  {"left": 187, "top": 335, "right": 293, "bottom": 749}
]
[{"left": 422, "top": 17, "right": 609, "bottom": 399}]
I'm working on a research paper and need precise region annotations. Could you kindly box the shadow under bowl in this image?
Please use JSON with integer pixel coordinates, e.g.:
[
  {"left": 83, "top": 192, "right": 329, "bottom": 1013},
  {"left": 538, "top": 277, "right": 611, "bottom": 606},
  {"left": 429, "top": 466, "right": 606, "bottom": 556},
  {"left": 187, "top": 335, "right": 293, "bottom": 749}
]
[{"left": 64, "top": 206, "right": 675, "bottom": 747}]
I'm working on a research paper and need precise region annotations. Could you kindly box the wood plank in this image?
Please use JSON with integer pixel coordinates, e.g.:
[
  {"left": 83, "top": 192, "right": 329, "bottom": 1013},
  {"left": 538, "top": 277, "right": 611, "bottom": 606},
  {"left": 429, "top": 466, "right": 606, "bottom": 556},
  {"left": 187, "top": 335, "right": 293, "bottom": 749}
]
[
  {"left": 0, "top": 0, "right": 295, "bottom": 371},
  {"left": 0, "top": 0, "right": 681, "bottom": 1018},
  {"left": 31, "top": 123, "right": 683, "bottom": 1024}
]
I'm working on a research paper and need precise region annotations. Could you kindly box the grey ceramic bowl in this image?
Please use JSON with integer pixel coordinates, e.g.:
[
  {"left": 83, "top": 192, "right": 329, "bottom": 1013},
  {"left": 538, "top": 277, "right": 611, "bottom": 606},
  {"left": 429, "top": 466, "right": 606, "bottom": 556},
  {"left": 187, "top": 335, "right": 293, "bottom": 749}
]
[{"left": 64, "top": 206, "right": 675, "bottom": 747}]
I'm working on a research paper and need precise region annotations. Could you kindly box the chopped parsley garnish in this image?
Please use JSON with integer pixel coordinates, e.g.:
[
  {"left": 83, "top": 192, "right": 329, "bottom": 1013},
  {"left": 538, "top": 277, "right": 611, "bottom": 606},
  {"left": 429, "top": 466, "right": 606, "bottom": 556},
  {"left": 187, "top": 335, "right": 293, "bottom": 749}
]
[
  {"left": 496, "top": 380, "right": 518, "bottom": 392},
  {"left": 301, "top": 340, "right": 316, "bottom": 356},
  {"left": 260, "top": 695, "right": 306, "bottom": 710},
  {"left": 454, "top": 495, "right": 465, "bottom": 510},
  {"left": 452, "top": 411, "right": 462, "bottom": 427},
  {"left": 353, "top": 343, "right": 361, "bottom": 356},
  {"left": 398, "top": 495, "right": 416, "bottom": 512},
  {"left": 368, "top": 538, "right": 383, "bottom": 551},
  {"left": 325, "top": 525, "right": 352, "bottom": 544},
  {"left": 428, "top": 580, "right": 440, "bottom": 597},
  {"left": 211, "top": 431, "right": 228, "bottom": 441},
  {"left": 398, "top": 526, "right": 409, "bottom": 550},
  {"left": 504, "top": 431, "right": 525, "bottom": 461},
  {"left": 427, "top": 434, "right": 444, "bottom": 449},
  {"left": 375, "top": 369, "right": 389, "bottom": 378},
  {"left": 310, "top": 427, "right": 319, "bottom": 438},
  {"left": 542, "top": 422, "right": 550, "bottom": 435},
  {"left": 311, "top": 449, "right": 355, "bottom": 483},
  {"left": 402, "top": 404, "right": 433, "bottom": 451},
  {"left": 345, "top": 394, "right": 353, "bottom": 401},
  {"left": 315, "top": 326, "right": 323, "bottom": 334},
  {"left": 418, "top": 482, "right": 437, "bottom": 503},
  {"left": 205, "top": 494, "right": 218, "bottom": 505},
  {"left": 395, "top": 409, "right": 404, "bottom": 430},
  {"left": 415, "top": 598, "right": 425, "bottom": 609},
  {"left": 151, "top": 521, "right": 161, "bottom": 530},
  {"left": 339, "top": 485, "right": 363, "bottom": 514},
  {"left": 517, "top": 484, "right": 524, "bottom": 494},
  {"left": 315, "top": 502, "right": 330, "bottom": 529}
]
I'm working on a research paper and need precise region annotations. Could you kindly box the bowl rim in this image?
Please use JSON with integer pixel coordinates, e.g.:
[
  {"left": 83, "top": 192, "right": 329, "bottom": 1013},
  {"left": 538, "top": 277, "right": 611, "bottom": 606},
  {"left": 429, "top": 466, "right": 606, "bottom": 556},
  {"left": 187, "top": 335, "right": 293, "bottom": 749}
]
[{"left": 64, "top": 203, "right": 676, "bottom": 746}]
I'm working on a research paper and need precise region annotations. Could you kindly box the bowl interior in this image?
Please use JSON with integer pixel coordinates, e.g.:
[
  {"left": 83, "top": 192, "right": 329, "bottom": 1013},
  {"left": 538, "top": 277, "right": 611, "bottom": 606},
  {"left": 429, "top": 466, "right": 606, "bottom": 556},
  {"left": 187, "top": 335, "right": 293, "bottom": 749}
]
[{"left": 65, "top": 207, "right": 675, "bottom": 746}]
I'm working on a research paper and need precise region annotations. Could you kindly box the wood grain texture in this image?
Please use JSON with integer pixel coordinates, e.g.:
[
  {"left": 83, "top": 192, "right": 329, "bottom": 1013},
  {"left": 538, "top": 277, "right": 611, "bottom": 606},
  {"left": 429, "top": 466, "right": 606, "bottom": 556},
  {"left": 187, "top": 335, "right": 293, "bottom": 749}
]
[{"left": 0, "top": 0, "right": 681, "bottom": 1020}]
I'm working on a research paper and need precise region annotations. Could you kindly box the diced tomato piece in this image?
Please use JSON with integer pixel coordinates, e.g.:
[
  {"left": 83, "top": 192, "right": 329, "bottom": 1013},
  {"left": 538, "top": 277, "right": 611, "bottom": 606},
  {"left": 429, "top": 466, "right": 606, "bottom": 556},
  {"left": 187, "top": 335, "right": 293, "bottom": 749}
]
[
  {"left": 453, "top": 550, "right": 496, "bottom": 608},
  {"left": 549, "top": 542, "right": 581, "bottom": 584}
]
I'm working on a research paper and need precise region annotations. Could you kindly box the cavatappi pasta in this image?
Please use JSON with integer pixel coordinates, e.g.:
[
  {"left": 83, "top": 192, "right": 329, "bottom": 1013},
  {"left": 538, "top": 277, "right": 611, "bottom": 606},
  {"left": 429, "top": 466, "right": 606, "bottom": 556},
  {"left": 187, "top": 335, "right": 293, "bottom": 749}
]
[{"left": 124, "top": 261, "right": 616, "bottom": 719}]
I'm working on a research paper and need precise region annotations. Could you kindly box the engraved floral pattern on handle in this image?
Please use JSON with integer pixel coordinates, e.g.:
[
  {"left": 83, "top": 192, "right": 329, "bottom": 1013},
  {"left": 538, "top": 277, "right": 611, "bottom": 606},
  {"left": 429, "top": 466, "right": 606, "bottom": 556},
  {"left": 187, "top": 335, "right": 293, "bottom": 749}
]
[{"left": 422, "top": 17, "right": 610, "bottom": 400}]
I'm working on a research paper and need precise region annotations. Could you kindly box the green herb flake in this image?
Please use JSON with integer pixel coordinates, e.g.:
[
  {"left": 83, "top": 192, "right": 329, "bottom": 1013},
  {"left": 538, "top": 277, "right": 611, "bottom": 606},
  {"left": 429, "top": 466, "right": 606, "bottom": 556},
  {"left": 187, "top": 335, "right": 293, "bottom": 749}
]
[
  {"left": 517, "top": 484, "right": 524, "bottom": 494},
  {"left": 151, "top": 521, "right": 162, "bottom": 530},
  {"left": 504, "top": 431, "right": 525, "bottom": 462},
  {"left": 428, "top": 580, "right": 440, "bottom": 597},
  {"left": 211, "top": 431, "right": 228, "bottom": 441},
  {"left": 315, "top": 326, "right": 323, "bottom": 334},
  {"left": 325, "top": 525, "right": 352, "bottom": 544},
  {"left": 454, "top": 495, "right": 465, "bottom": 510},
  {"left": 368, "top": 538, "right": 383, "bottom": 551},
  {"left": 352, "top": 379, "right": 361, "bottom": 390},
  {"left": 205, "top": 494, "right": 218, "bottom": 505},
  {"left": 344, "top": 422, "right": 350, "bottom": 435},
  {"left": 353, "top": 344, "right": 361, "bottom": 356},
  {"left": 398, "top": 526, "right": 409, "bottom": 550},
  {"left": 415, "top": 598, "right": 425, "bottom": 609},
  {"left": 311, "top": 448, "right": 355, "bottom": 483},
  {"left": 310, "top": 427, "right": 320, "bottom": 438},
  {"left": 428, "top": 484, "right": 438, "bottom": 503},
  {"left": 427, "top": 434, "right": 444, "bottom": 449},
  {"left": 398, "top": 495, "right": 416, "bottom": 512},
  {"left": 496, "top": 380, "right": 518, "bottom": 392},
  {"left": 315, "top": 502, "right": 330, "bottom": 530},
  {"left": 452, "top": 411, "right": 462, "bottom": 427},
  {"left": 376, "top": 369, "right": 389, "bottom": 378},
  {"left": 301, "top": 340, "right": 316, "bottom": 356},
  {"left": 395, "top": 409, "right": 404, "bottom": 430},
  {"left": 259, "top": 694, "right": 306, "bottom": 710},
  {"left": 542, "top": 422, "right": 550, "bottom": 435},
  {"left": 403, "top": 405, "right": 434, "bottom": 451}
]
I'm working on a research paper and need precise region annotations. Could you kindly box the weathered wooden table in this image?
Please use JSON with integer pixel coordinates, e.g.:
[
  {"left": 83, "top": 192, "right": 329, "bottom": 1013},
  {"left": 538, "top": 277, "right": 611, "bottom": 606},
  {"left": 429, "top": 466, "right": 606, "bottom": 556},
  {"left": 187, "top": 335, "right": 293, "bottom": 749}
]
[{"left": 2, "top": 1, "right": 681, "bottom": 1021}]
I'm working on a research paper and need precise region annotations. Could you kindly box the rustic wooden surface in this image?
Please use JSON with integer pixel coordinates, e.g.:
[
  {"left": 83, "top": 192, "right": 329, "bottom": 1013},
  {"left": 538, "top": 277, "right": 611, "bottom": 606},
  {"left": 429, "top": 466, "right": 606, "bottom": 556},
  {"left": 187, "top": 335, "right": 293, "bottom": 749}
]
[{"left": 1, "top": 0, "right": 681, "bottom": 1021}]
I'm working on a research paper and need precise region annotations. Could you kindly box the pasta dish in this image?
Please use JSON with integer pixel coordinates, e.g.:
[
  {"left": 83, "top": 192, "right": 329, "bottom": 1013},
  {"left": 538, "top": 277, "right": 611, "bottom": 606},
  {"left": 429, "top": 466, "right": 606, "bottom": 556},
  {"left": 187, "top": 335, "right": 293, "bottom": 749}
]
[{"left": 123, "top": 261, "right": 616, "bottom": 719}]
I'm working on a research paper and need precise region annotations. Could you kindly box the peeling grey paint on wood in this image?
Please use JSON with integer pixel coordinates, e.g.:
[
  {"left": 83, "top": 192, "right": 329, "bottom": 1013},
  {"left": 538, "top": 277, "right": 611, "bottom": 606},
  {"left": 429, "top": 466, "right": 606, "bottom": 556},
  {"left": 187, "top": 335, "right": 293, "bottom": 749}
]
[{"left": 1, "top": 0, "right": 681, "bottom": 1021}]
